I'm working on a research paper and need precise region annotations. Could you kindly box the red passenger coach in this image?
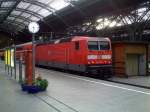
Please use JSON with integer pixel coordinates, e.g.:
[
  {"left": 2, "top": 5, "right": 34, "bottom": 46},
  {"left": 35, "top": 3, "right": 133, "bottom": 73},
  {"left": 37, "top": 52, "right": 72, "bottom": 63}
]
[{"left": 35, "top": 36, "right": 112, "bottom": 78}]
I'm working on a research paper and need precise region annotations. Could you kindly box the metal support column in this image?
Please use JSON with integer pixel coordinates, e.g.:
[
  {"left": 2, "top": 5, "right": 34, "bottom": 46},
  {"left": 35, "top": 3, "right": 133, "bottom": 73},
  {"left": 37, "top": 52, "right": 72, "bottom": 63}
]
[
  {"left": 32, "top": 33, "right": 35, "bottom": 83},
  {"left": 19, "top": 60, "right": 22, "bottom": 84},
  {"left": 14, "top": 46, "right": 16, "bottom": 79},
  {"left": 10, "top": 48, "right": 12, "bottom": 77}
]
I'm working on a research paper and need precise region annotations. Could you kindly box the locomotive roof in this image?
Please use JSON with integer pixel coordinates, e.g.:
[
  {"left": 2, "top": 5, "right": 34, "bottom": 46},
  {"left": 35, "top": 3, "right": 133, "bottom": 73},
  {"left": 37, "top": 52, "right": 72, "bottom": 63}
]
[
  {"left": 16, "top": 36, "right": 110, "bottom": 47},
  {"left": 36, "top": 36, "right": 110, "bottom": 45},
  {"left": 16, "top": 42, "right": 32, "bottom": 48},
  {"left": 72, "top": 36, "right": 110, "bottom": 42}
]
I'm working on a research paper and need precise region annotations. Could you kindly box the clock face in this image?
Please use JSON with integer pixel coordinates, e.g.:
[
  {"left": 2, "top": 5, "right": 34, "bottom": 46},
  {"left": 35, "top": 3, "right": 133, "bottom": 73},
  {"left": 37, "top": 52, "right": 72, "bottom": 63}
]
[{"left": 28, "top": 22, "right": 39, "bottom": 33}]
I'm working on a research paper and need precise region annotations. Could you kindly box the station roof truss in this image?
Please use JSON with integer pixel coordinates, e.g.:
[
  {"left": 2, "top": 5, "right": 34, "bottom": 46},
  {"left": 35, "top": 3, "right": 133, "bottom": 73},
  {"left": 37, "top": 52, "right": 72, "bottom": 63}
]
[
  {"left": 0, "top": 0, "right": 149, "bottom": 42},
  {"left": 0, "top": 0, "right": 81, "bottom": 34},
  {"left": 66, "top": 1, "right": 150, "bottom": 41}
]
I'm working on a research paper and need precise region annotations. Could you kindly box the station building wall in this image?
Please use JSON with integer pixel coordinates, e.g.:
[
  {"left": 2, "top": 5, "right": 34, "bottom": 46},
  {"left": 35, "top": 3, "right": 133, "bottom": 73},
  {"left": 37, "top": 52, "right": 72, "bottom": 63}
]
[{"left": 112, "top": 43, "right": 149, "bottom": 77}]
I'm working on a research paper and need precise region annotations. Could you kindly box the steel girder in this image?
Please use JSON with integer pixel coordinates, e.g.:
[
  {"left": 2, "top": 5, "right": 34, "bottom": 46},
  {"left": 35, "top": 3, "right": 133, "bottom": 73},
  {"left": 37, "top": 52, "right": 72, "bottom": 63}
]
[
  {"left": 0, "top": 22, "right": 23, "bottom": 34},
  {"left": 0, "top": 0, "right": 75, "bottom": 33},
  {"left": 0, "top": 7, "right": 43, "bottom": 23},
  {"left": 4, "top": 20, "right": 26, "bottom": 28},
  {"left": 23, "top": 0, "right": 55, "bottom": 12},
  {"left": 66, "top": 1, "right": 150, "bottom": 41},
  {"left": 23, "top": 0, "right": 70, "bottom": 27},
  {"left": 0, "top": 0, "right": 22, "bottom": 23},
  {"left": 9, "top": 14, "right": 31, "bottom": 22}
]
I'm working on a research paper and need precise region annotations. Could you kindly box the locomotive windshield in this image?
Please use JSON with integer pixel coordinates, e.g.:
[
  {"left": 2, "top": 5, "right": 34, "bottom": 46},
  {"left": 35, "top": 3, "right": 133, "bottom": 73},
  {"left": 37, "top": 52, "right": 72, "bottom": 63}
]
[
  {"left": 88, "top": 41, "right": 110, "bottom": 50},
  {"left": 88, "top": 41, "right": 99, "bottom": 50},
  {"left": 99, "top": 41, "right": 110, "bottom": 50}
]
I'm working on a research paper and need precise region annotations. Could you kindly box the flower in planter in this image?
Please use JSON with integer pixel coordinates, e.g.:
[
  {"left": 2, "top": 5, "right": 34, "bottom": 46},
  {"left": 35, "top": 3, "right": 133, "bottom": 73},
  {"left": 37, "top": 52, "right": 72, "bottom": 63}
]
[{"left": 36, "top": 74, "right": 42, "bottom": 80}]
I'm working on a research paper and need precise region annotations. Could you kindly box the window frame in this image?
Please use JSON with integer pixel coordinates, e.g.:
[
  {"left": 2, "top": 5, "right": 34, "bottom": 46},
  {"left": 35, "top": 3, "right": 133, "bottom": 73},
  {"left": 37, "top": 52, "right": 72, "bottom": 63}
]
[
  {"left": 88, "top": 41, "right": 110, "bottom": 51},
  {"left": 75, "top": 41, "right": 80, "bottom": 50}
]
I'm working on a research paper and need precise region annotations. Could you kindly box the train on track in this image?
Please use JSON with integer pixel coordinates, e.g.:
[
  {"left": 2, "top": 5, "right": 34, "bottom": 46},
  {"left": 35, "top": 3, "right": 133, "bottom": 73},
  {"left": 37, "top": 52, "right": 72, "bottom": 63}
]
[{"left": 5, "top": 36, "right": 113, "bottom": 78}]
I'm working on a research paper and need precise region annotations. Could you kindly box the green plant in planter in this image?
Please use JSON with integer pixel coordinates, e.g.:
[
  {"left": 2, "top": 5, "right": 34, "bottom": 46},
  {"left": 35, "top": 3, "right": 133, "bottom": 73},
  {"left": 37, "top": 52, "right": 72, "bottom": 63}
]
[
  {"left": 35, "top": 78, "right": 48, "bottom": 90},
  {"left": 35, "top": 79, "right": 42, "bottom": 86},
  {"left": 40, "top": 79, "right": 48, "bottom": 90}
]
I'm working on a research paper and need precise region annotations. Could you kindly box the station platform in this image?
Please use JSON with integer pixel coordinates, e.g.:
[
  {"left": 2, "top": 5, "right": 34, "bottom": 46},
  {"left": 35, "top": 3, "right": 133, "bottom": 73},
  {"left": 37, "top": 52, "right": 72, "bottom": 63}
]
[
  {"left": 0, "top": 62, "right": 58, "bottom": 112},
  {"left": 1, "top": 61, "right": 150, "bottom": 112},
  {"left": 109, "top": 76, "right": 150, "bottom": 88}
]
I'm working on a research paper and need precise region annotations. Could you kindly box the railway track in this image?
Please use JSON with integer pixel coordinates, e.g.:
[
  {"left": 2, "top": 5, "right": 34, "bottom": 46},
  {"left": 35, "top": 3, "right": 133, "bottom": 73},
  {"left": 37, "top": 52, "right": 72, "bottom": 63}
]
[{"left": 34, "top": 93, "right": 80, "bottom": 112}]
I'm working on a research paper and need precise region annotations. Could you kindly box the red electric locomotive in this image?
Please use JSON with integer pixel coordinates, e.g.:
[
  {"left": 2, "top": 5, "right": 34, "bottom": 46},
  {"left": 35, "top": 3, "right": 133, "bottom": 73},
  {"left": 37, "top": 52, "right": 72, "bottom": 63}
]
[
  {"left": 19, "top": 36, "right": 112, "bottom": 78},
  {"left": 35, "top": 36, "right": 112, "bottom": 78}
]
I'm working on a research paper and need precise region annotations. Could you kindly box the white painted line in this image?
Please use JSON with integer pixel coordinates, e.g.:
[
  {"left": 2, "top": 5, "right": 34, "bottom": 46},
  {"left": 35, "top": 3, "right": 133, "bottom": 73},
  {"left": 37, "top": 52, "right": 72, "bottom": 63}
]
[
  {"left": 62, "top": 74, "right": 150, "bottom": 95},
  {"left": 37, "top": 67, "right": 150, "bottom": 95}
]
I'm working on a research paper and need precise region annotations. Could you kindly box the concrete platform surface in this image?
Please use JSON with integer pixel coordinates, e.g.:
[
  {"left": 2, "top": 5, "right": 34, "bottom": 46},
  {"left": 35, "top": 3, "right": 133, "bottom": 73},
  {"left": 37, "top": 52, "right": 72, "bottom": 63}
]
[
  {"left": 0, "top": 71, "right": 59, "bottom": 112},
  {"left": 110, "top": 76, "right": 150, "bottom": 88},
  {"left": 1, "top": 60, "right": 150, "bottom": 112},
  {"left": 35, "top": 68, "right": 150, "bottom": 112}
]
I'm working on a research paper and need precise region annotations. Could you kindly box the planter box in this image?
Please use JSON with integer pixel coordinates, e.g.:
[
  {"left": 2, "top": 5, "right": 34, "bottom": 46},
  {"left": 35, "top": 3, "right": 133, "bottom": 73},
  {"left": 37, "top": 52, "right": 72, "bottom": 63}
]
[
  {"left": 39, "top": 88, "right": 46, "bottom": 91},
  {"left": 27, "top": 86, "right": 40, "bottom": 94},
  {"left": 21, "top": 84, "right": 40, "bottom": 94},
  {"left": 21, "top": 84, "right": 30, "bottom": 91},
  {"left": 21, "top": 84, "right": 47, "bottom": 94}
]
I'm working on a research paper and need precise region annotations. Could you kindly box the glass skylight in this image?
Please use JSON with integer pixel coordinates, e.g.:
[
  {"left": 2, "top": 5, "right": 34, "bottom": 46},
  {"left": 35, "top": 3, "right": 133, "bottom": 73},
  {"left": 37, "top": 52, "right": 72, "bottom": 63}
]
[
  {"left": 37, "top": 0, "right": 53, "bottom": 4},
  {"left": 1, "top": 1, "right": 15, "bottom": 7},
  {"left": 38, "top": 9, "right": 52, "bottom": 17},
  {"left": 30, "top": 16, "right": 40, "bottom": 21},
  {"left": 11, "top": 10, "right": 22, "bottom": 15},
  {"left": 28, "top": 5, "right": 41, "bottom": 12},
  {"left": 96, "top": 18, "right": 124, "bottom": 30},
  {"left": 142, "top": 12, "right": 150, "bottom": 20},
  {"left": 7, "top": 16, "right": 15, "bottom": 21},
  {"left": 0, "top": 10, "right": 7, "bottom": 14},
  {"left": 15, "top": 18, "right": 24, "bottom": 23},
  {"left": 109, "top": 21, "right": 117, "bottom": 27},
  {"left": 24, "top": 21, "right": 29, "bottom": 25},
  {"left": 21, "top": 13, "right": 32, "bottom": 18},
  {"left": 17, "top": 2, "right": 30, "bottom": 9},
  {"left": 4, "top": 20, "right": 25, "bottom": 30},
  {"left": 0, "top": 0, "right": 149, "bottom": 34},
  {"left": 0, "top": 0, "right": 73, "bottom": 33},
  {"left": 49, "top": 0, "right": 69, "bottom": 10}
]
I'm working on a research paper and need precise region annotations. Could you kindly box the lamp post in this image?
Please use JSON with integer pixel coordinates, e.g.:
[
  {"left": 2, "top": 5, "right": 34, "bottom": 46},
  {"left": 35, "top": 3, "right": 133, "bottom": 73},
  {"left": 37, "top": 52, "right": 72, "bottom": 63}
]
[{"left": 28, "top": 22, "right": 40, "bottom": 83}]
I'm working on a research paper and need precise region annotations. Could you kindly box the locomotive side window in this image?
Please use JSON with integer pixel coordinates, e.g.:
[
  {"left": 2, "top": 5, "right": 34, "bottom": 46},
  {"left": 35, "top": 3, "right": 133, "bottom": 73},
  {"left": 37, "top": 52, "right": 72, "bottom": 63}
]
[
  {"left": 88, "top": 41, "right": 110, "bottom": 50},
  {"left": 75, "top": 41, "right": 80, "bottom": 50},
  {"left": 88, "top": 41, "right": 99, "bottom": 50},
  {"left": 99, "top": 41, "right": 110, "bottom": 50}
]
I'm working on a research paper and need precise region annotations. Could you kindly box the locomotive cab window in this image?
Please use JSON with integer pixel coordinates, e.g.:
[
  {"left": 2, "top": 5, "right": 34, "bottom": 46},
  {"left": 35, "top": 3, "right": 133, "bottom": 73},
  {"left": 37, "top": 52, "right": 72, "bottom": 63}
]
[
  {"left": 75, "top": 41, "right": 80, "bottom": 50},
  {"left": 88, "top": 41, "right": 99, "bottom": 50},
  {"left": 99, "top": 41, "right": 110, "bottom": 50},
  {"left": 88, "top": 41, "right": 110, "bottom": 50}
]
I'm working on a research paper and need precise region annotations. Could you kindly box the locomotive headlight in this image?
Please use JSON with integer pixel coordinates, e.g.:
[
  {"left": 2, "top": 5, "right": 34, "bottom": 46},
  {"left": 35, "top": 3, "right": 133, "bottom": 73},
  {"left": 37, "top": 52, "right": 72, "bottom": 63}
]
[
  {"left": 87, "top": 55, "right": 98, "bottom": 59},
  {"left": 101, "top": 55, "right": 111, "bottom": 59}
]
